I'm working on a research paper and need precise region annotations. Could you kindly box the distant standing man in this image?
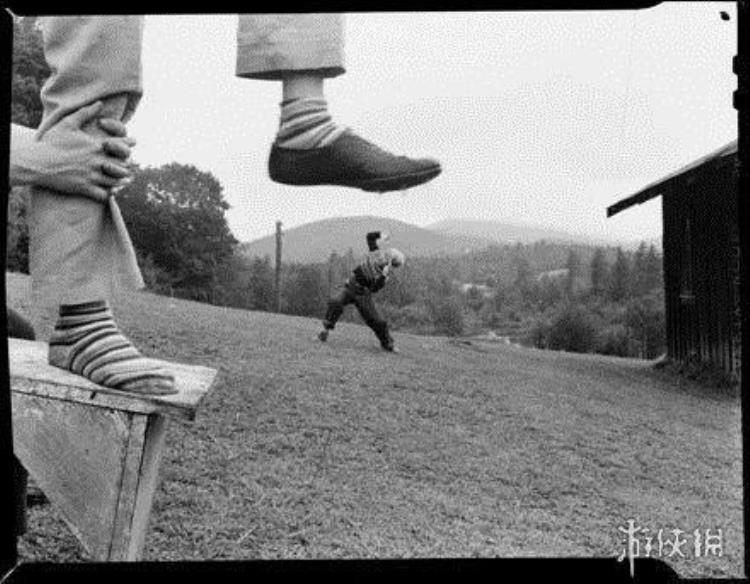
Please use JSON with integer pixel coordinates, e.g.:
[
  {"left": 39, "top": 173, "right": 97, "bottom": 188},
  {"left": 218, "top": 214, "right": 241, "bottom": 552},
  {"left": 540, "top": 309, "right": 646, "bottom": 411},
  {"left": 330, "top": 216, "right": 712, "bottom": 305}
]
[{"left": 318, "top": 231, "right": 404, "bottom": 352}]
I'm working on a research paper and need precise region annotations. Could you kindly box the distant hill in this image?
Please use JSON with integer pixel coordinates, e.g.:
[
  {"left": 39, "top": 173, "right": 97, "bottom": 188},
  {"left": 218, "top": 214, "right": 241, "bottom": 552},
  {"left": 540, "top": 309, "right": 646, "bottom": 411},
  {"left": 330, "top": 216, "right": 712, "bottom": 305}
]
[
  {"left": 425, "top": 218, "right": 620, "bottom": 247},
  {"left": 240, "top": 216, "right": 493, "bottom": 263}
]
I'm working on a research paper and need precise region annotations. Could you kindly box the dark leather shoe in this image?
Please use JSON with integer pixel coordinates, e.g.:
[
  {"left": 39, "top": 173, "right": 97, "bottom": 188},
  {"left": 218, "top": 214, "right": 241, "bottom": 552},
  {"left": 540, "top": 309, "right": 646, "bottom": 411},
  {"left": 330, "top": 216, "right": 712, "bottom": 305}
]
[{"left": 269, "top": 130, "right": 442, "bottom": 192}]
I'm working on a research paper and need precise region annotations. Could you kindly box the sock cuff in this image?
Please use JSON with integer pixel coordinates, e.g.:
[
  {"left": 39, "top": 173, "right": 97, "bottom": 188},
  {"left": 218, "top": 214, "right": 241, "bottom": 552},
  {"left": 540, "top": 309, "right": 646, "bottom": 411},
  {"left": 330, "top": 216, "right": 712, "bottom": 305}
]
[
  {"left": 59, "top": 300, "right": 109, "bottom": 316},
  {"left": 280, "top": 97, "right": 328, "bottom": 110}
]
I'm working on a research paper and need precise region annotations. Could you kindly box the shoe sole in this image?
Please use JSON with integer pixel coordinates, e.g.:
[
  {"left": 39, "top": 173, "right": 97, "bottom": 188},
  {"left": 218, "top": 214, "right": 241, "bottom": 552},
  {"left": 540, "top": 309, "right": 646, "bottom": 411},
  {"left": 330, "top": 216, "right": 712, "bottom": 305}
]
[
  {"left": 357, "top": 166, "right": 442, "bottom": 193},
  {"left": 272, "top": 166, "right": 441, "bottom": 193}
]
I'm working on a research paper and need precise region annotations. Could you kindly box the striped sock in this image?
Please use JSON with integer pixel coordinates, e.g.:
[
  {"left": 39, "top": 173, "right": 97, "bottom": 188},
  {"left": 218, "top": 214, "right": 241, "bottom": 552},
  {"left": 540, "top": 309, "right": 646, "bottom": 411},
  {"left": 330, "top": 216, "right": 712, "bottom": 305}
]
[
  {"left": 275, "top": 97, "right": 348, "bottom": 149},
  {"left": 48, "top": 301, "right": 176, "bottom": 395}
]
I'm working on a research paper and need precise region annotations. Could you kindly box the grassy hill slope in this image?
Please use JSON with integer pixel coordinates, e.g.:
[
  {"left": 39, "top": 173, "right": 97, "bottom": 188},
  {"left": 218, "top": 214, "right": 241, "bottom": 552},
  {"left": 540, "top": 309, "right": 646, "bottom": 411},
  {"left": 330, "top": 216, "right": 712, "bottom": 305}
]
[{"left": 7, "top": 273, "right": 741, "bottom": 577}]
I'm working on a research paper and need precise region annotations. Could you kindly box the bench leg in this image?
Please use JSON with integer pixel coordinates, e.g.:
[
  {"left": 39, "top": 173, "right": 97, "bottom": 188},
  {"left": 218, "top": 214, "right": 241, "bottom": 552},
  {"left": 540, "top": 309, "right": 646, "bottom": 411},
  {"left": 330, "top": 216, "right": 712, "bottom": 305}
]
[
  {"left": 108, "top": 414, "right": 168, "bottom": 561},
  {"left": 12, "top": 391, "right": 170, "bottom": 562},
  {"left": 12, "top": 457, "right": 28, "bottom": 537}
]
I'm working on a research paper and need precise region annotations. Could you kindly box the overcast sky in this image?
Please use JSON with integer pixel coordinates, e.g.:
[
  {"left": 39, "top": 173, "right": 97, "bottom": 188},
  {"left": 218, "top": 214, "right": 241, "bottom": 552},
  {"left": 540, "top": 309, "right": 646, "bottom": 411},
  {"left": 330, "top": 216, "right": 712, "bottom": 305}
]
[{"left": 127, "top": 4, "right": 737, "bottom": 244}]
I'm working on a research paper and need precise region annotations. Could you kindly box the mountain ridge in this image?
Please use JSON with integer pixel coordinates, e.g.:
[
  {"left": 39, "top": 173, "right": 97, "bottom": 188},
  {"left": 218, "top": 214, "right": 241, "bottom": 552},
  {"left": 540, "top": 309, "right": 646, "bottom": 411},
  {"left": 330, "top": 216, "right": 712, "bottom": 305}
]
[
  {"left": 239, "top": 215, "right": 493, "bottom": 263},
  {"left": 240, "top": 216, "right": 661, "bottom": 263}
]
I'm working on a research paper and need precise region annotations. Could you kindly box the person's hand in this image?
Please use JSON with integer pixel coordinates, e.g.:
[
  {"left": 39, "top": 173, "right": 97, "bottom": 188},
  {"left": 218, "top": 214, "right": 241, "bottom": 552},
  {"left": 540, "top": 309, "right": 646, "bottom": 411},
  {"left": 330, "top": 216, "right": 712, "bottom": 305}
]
[
  {"left": 14, "top": 101, "right": 136, "bottom": 202},
  {"left": 37, "top": 100, "right": 136, "bottom": 201}
]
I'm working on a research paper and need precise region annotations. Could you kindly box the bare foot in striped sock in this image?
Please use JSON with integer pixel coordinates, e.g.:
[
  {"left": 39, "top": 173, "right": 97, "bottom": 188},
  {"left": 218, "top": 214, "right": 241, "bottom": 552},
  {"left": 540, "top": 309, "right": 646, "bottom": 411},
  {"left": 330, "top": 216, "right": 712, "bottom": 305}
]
[{"left": 48, "top": 301, "right": 176, "bottom": 395}]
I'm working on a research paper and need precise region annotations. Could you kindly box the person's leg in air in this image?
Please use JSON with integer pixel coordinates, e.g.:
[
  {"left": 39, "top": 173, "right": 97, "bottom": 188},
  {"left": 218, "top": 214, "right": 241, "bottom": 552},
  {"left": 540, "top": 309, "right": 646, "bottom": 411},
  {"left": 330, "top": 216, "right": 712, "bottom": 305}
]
[{"left": 235, "top": 14, "right": 442, "bottom": 193}]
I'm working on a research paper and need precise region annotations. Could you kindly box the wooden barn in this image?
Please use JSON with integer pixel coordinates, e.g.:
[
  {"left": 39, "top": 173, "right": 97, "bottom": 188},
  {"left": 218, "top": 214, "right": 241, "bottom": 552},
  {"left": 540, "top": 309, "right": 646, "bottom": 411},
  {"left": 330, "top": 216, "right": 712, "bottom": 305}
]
[{"left": 607, "top": 139, "right": 740, "bottom": 382}]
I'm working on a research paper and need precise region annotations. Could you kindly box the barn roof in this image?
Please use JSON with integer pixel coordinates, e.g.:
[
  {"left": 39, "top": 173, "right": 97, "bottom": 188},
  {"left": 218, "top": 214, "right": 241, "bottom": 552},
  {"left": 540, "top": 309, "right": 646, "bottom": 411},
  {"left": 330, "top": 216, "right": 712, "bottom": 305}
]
[{"left": 607, "top": 139, "right": 738, "bottom": 218}]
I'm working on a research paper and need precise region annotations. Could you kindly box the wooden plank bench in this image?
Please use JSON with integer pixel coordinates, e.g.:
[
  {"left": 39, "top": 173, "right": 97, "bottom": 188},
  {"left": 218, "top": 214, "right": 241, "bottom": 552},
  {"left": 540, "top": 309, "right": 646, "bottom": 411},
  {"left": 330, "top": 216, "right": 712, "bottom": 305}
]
[{"left": 9, "top": 338, "right": 218, "bottom": 561}]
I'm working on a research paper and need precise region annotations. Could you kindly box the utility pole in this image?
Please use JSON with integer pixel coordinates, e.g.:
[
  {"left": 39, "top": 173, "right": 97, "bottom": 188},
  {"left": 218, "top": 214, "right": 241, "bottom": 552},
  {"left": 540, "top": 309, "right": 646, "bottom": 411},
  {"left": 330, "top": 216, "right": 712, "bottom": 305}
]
[{"left": 275, "top": 221, "right": 282, "bottom": 313}]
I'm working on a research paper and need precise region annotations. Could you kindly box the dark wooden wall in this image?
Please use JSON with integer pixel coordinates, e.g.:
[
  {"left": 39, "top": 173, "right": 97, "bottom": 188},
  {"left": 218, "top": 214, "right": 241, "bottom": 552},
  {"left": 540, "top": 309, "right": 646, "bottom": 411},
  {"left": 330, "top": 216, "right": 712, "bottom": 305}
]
[{"left": 661, "top": 156, "right": 740, "bottom": 377}]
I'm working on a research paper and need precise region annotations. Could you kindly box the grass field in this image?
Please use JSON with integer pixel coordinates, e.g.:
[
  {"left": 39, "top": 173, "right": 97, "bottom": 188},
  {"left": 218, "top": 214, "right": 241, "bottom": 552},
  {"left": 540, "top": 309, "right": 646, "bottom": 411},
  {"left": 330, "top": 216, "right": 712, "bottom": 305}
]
[{"left": 7, "top": 272, "right": 743, "bottom": 578}]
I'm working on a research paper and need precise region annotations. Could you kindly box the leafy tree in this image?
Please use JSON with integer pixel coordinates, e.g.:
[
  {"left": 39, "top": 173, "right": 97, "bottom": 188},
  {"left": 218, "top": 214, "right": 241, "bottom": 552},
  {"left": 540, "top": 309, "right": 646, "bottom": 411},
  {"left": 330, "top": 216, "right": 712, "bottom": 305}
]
[
  {"left": 631, "top": 241, "right": 649, "bottom": 296},
  {"left": 630, "top": 241, "right": 662, "bottom": 297},
  {"left": 512, "top": 255, "right": 533, "bottom": 293},
  {"left": 625, "top": 289, "right": 666, "bottom": 359},
  {"left": 492, "top": 280, "right": 509, "bottom": 313},
  {"left": 116, "top": 163, "right": 238, "bottom": 301},
  {"left": 589, "top": 247, "right": 609, "bottom": 296},
  {"left": 246, "top": 255, "right": 275, "bottom": 311},
  {"left": 596, "top": 323, "right": 632, "bottom": 357},
  {"left": 379, "top": 267, "right": 417, "bottom": 308},
  {"left": 382, "top": 301, "right": 433, "bottom": 333},
  {"left": 12, "top": 17, "right": 48, "bottom": 129},
  {"left": 608, "top": 247, "right": 631, "bottom": 302},
  {"left": 541, "top": 276, "right": 565, "bottom": 310},
  {"left": 642, "top": 244, "right": 662, "bottom": 293},
  {"left": 426, "top": 271, "right": 454, "bottom": 299},
  {"left": 136, "top": 250, "right": 173, "bottom": 295},
  {"left": 478, "top": 300, "right": 501, "bottom": 329},
  {"left": 564, "top": 249, "right": 582, "bottom": 297},
  {"left": 428, "top": 296, "right": 465, "bottom": 337},
  {"left": 511, "top": 255, "right": 540, "bottom": 308},
  {"left": 546, "top": 303, "right": 600, "bottom": 353},
  {"left": 213, "top": 253, "right": 276, "bottom": 310},
  {"left": 7, "top": 188, "right": 30, "bottom": 273},
  {"left": 9, "top": 17, "right": 49, "bottom": 272},
  {"left": 465, "top": 285, "right": 485, "bottom": 313},
  {"left": 282, "top": 264, "right": 326, "bottom": 317}
]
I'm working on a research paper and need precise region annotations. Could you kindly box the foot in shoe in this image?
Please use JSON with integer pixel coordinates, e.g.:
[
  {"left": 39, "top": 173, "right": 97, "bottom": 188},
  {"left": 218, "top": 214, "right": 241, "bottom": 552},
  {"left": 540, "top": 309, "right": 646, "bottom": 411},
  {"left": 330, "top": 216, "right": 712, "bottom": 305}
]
[
  {"left": 48, "top": 300, "right": 176, "bottom": 395},
  {"left": 318, "top": 330, "right": 329, "bottom": 342},
  {"left": 382, "top": 339, "right": 397, "bottom": 352},
  {"left": 269, "top": 130, "right": 442, "bottom": 193}
]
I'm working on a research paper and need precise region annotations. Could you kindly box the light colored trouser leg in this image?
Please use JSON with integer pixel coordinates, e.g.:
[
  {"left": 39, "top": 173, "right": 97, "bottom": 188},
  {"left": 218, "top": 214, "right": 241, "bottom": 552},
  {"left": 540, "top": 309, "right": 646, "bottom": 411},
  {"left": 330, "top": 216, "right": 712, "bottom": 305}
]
[
  {"left": 235, "top": 14, "right": 345, "bottom": 80},
  {"left": 30, "top": 17, "right": 145, "bottom": 310}
]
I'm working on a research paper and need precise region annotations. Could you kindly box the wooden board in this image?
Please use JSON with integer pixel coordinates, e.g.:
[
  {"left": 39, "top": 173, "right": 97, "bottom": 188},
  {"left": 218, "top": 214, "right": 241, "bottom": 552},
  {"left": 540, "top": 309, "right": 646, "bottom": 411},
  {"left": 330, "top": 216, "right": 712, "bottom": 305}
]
[
  {"left": 9, "top": 338, "right": 217, "bottom": 421},
  {"left": 11, "top": 392, "right": 132, "bottom": 558}
]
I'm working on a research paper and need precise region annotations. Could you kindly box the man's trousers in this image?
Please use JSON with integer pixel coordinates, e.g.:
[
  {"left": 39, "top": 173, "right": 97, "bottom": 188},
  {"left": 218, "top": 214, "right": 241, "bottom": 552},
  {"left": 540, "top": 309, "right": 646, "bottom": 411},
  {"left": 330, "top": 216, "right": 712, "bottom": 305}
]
[{"left": 323, "top": 280, "right": 394, "bottom": 349}]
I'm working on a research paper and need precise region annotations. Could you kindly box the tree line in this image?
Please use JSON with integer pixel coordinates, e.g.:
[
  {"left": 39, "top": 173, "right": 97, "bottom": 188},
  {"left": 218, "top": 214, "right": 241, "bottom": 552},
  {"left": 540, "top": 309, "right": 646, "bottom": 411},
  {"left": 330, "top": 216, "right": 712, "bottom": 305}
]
[{"left": 230, "top": 240, "right": 665, "bottom": 360}]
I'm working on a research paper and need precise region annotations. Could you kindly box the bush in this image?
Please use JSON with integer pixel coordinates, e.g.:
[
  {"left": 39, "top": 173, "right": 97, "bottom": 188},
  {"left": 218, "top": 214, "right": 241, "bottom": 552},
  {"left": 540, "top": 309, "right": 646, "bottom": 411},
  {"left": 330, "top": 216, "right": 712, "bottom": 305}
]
[
  {"left": 546, "top": 303, "right": 600, "bottom": 353},
  {"left": 138, "top": 252, "right": 174, "bottom": 295},
  {"left": 596, "top": 323, "right": 632, "bottom": 357},
  {"left": 625, "top": 291, "right": 666, "bottom": 359},
  {"left": 427, "top": 297, "right": 465, "bottom": 337},
  {"left": 526, "top": 320, "right": 549, "bottom": 349},
  {"left": 379, "top": 301, "right": 433, "bottom": 334},
  {"left": 478, "top": 302, "right": 502, "bottom": 329},
  {"left": 282, "top": 264, "right": 326, "bottom": 318}
]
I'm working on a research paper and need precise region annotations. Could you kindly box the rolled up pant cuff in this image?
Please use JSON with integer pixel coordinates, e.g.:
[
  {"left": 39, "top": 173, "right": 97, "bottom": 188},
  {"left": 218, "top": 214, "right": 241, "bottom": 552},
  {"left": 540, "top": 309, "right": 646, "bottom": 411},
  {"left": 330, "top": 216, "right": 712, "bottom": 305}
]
[{"left": 235, "top": 14, "right": 345, "bottom": 80}]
